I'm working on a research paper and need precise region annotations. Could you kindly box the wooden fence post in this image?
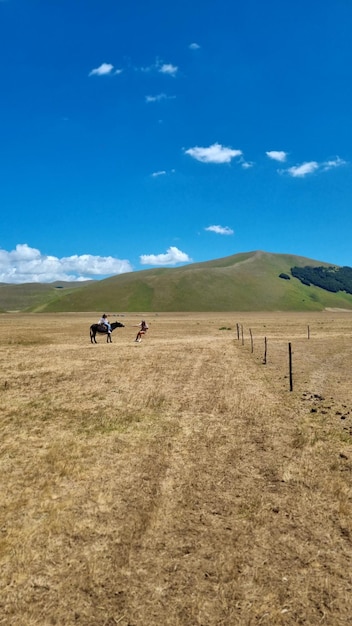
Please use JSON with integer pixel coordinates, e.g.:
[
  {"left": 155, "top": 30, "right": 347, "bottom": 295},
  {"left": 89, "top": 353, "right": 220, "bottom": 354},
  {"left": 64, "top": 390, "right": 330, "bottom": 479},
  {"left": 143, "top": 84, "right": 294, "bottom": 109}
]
[
  {"left": 236, "top": 323, "right": 240, "bottom": 340},
  {"left": 249, "top": 328, "right": 253, "bottom": 353},
  {"left": 307, "top": 325, "right": 310, "bottom": 339},
  {"left": 241, "top": 325, "right": 244, "bottom": 345},
  {"left": 263, "top": 337, "right": 267, "bottom": 365},
  {"left": 288, "top": 342, "right": 293, "bottom": 391}
]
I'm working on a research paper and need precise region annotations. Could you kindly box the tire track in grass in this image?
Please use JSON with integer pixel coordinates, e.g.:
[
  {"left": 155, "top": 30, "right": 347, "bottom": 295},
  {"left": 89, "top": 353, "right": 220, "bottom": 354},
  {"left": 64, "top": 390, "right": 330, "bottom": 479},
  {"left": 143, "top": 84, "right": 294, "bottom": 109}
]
[{"left": 118, "top": 338, "right": 352, "bottom": 626}]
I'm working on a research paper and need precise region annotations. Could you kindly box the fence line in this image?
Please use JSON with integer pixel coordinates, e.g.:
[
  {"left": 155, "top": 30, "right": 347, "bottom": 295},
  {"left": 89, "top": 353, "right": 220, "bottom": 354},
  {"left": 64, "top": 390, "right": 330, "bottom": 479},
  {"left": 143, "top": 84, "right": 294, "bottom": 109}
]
[{"left": 234, "top": 322, "right": 305, "bottom": 392}]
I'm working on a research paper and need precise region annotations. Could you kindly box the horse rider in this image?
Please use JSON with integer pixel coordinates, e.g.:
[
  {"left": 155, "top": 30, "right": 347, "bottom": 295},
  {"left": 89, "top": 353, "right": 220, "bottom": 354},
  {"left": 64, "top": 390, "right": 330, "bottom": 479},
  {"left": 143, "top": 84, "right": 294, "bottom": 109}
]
[{"left": 98, "top": 313, "right": 112, "bottom": 335}]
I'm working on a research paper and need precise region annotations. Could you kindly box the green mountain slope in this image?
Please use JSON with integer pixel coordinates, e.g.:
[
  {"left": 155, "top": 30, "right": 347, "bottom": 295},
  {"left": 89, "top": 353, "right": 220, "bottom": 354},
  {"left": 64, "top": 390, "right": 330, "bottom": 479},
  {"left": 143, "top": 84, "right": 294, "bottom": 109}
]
[
  {"left": 0, "top": 281, "right": 92, "bottom": 312},
  {"left": 26, "top": 251, "right": 352, "bottom": 313}
]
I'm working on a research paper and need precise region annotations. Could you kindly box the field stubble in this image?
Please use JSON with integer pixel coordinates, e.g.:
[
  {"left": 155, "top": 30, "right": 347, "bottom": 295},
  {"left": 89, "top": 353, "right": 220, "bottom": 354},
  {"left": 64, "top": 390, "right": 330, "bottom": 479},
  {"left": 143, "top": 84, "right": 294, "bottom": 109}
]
[{"left": 0, "top": 311, "right": 352, "bottom": 625}]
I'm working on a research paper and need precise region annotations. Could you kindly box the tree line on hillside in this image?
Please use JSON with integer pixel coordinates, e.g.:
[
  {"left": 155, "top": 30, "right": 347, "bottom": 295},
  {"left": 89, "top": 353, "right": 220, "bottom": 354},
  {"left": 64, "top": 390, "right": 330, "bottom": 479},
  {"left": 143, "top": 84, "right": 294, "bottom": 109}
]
[{"left": 290, "top": 265, "right": 352, "bottom": 294}]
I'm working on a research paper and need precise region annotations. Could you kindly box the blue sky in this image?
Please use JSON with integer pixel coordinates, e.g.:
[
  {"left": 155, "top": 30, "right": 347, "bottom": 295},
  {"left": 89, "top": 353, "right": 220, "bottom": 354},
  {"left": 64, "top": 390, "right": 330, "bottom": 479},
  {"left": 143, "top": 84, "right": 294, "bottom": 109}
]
[{"left": 1, "top": 0, "right": 351, "bottom": 283}]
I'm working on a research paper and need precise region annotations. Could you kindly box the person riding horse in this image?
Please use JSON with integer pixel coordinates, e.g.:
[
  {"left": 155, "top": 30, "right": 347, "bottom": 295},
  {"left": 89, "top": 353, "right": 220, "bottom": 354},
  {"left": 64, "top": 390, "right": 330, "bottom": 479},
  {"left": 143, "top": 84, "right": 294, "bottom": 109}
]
[
  {"left": 98, "top": 314, "right": 111, "bottom": 335},
  {"left": 90, "top": 318, "right": 125, "bottom": 343}
]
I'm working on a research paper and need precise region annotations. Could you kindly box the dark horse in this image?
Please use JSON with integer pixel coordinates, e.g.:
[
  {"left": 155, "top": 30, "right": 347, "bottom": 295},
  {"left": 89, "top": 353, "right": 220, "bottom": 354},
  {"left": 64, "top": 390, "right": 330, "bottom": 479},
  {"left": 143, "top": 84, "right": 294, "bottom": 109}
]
[{"left": 90, "top": 320, "right": 125, "bottom": 343}]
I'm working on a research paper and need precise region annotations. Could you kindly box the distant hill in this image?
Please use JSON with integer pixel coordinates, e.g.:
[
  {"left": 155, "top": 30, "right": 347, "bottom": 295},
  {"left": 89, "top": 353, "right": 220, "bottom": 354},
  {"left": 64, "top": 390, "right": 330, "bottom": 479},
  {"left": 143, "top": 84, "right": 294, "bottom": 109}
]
[
  {"left": 3, "top": 250, "right": 350, "bottom": 313},
  {"left": 0, "top": 281, "right": 92, "bottom": 313}
]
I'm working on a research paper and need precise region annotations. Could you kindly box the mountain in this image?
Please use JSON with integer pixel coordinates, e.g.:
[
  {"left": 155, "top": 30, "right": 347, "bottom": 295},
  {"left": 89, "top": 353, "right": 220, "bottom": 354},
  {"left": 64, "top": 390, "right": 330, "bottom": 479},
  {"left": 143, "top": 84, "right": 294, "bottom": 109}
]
[{"left": 4, "top": 250, "right": 351, "bottom": 313}]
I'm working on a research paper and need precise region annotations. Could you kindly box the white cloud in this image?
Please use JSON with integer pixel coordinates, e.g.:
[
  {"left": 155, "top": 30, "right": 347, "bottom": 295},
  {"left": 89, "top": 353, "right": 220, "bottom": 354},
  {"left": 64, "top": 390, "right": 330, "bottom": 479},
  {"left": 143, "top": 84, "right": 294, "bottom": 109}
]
[
  {"left": 159, "top": 63, "right": 178, "bottom": 77},
  {"left": 140, "top": 246, "right": 192, "bottom": 266},
  {"left": 205, "top": 225, "right": 234, "bottom": 236},
  {"left": 138, "top": 59, "right": 178, "bottom": 76},
  {"left": 151, "top": 169, "right": 175, "bottom": 177},
  {"left": 322, "top": 156, "right": 347, "bottom": 171},
  {"left": 145, "top": 93, "right": 175, "bottom": 103},
  {"left": 282, "top": 161, "right": 319, "bottom": 177},
  {"left": 89, "top": 63, "right": 116, "bottom": 76},
  {"left": 241, "top": 161, "right": 254, "bottom": 169},
  {"left": 185, "top": 143, "right": 243, "bottom": 164},
  {"left": 139, "top": 63, "right": 154, "bottom": 73},
  {"left": 146, "top": 93, "right": 167, "bottom": 103},
  {"left": 189, "top": 42, "right": 201, "bottom": 50},
  {"left": 266, "top": 150, "right": 288, "bottom": 163},
  {"left": 0, "top": 244, "right": 132, "bottom": 283},
  {"left": 279, "top": 155, "right": 346, "bottom": 178},
  {"left": 151, "top": 170, "right": 167, "bottom": 177}
]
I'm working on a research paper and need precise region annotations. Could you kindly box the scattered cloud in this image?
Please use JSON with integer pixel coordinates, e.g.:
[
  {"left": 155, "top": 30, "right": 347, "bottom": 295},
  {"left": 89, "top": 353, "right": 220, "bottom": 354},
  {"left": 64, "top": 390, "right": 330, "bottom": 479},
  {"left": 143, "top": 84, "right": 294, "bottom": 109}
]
[
  {"left": 89, "top": 63, "right": 121, "bottom": 76},
  {"left": 189, "top": 42, "right": 201, "bottom": 50},
  {"left": 279, "top": 155, "right": 346, "bottom": 178},
  {"left": 0, "top": 244, "right": 132, "bottom": 283},
  {"left": 182, "top": 145, "right": 346, "bottom": 173},
  {"left": 159, "top": 63, "right": 178, "bottom": 77},
  {"left": 146, "top": 93, "right": 167, "bottom": 103},
  {"left": 139, "top": 59, "right": 178, "bottom": 76},
  {"left": 139, "top": 64, "right": 155, "bottom": 73},
  {"left": 145, "top": 93, "right": 175, "bottom": 103},
  {"left": 151, "top": 169, "right": 175, "bottom": 177},
  {"left": 322, "top": 156, "right": 347, "bottom": 171},
  {"left": 266, "top": 150, "right": 288, "bottom": 163},
  {"left": 151, "top": 170, "right": 167, "bottom": 177},
  {"left": 185, "top": 143, "right": 243, "bottom": 164},
  {"left": 140, "top": 246, "right": 192, "bottom": 266},
  {"left": 205, "top": 225, "right": 234, "bottom": 235}
]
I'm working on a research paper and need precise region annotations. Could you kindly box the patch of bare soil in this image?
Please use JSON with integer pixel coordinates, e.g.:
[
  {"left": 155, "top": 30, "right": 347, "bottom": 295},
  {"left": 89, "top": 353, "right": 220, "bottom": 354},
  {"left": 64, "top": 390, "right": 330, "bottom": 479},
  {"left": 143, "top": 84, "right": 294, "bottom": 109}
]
[{"left": 0, "top": 313, "right": 352, "bottom": 625}]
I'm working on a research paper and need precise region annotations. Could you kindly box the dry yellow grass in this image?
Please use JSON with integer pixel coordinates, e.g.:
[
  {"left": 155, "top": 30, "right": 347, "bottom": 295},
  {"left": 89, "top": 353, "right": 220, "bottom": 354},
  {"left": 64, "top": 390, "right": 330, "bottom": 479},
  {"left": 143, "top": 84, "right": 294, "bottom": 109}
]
[{"left": 1, "top": 311, "right": 352, "bottom": 626}]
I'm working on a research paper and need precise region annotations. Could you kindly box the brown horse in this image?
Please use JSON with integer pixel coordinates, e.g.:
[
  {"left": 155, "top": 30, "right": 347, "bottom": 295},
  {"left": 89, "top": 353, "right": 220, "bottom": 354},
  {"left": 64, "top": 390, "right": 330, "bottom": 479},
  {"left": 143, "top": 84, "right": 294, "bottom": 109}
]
[{"left": 90, "top": 320, "right": 125, "bottom": 343}]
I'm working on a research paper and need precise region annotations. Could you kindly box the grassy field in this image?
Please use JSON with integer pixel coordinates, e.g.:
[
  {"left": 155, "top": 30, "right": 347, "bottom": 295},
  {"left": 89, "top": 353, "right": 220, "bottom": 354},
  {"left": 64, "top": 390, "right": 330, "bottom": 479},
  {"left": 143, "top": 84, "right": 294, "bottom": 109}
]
[{"left": 1, "top": 311, "right": 352, "bottom": 625}]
